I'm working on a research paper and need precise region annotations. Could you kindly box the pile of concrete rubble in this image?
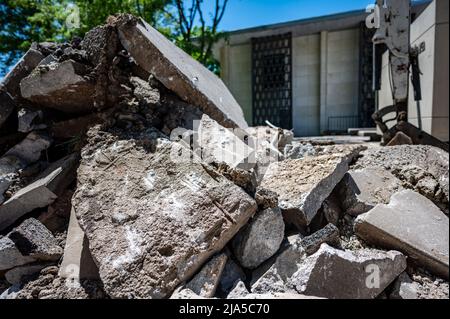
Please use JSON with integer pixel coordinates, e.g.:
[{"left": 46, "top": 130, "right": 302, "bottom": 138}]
[{"left": 0, "top": 14, "right": 448, "bottom": 300}]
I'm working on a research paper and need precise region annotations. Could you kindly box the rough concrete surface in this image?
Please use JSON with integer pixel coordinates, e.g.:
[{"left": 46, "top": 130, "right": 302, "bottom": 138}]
[
  {"left": 355, "top": 190, "right": 449, "bottom": 279},
  {"left": 72, "top": 126, "right": 256, "bottom": 298}
]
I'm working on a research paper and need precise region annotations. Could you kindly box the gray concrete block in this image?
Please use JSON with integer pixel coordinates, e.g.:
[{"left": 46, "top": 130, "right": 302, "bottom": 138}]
[{"left": 355, "top": 190, "right": 449, "bottom": 279}]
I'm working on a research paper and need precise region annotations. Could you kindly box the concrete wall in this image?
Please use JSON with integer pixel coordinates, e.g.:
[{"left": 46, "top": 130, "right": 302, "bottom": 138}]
[
  {"left": 322, "top": 29, "right": 360, "bottom": 133},
  {"left": 292, "top": 34, "right": 321, "bottom": 136},
  {"left": 379, "top": 0, "right": 449, "bottom": 141},
  {"left": 220, "top": 44, "right": 253, "bottom": 125}
]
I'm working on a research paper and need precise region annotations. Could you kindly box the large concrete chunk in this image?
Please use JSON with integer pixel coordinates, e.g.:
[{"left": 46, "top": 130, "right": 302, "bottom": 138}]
[
  {"left": 298, "top": 223, "right": 340, "bottom": 256},
  {"left": 72, "top": 127, "right": 257, "bottom": 298},
  {"left": 291, "top": 244, "right": 406, "bottom": 299},
  {"left": 0, "top": 154, "right": 78, "bottom": 231},
  {"left": 389, "top": 272, "right": 419, "bottom": 299},
  {"left": 186, "top": 253, "right": 228, "bottom": 298},
  {"left": 355, "top": 190, "right": 449, "bottom": 279},
  {"left": 116, "top": 14, "right": 248, "bottom": 129},
  {"left": 20, "top": 60, "right": 95, "bottom": 114},
  {"left": 7, "top": 218, "right": 62, "bottom": 262},
  {"left": 232, "top": 207, "right": 285, "bottom": 269},
  {"left": 1, "top": 49, "right": 44, "bottom": 99},
  {"left": 338, "top": 168, "right": 404, "bottom": 216},
  {"left": 259, "top": 154, "right": 351, "bottom": 228}
]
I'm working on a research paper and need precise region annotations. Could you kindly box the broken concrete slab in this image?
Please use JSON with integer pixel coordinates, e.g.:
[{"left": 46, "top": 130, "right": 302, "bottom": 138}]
[
  {"left": 0, "top": 236, "right": 35, "bottom": 271},
  {"left": 338, "top": 168, "right": 404, "bottom": 216},
  {"left": 259, "top": 154, "right": 351, "bottom": 228},
  {"left": 5, "top": 262, "right": 50, "bottom": 285},
  {"left": 290, "top": 244, "right": 406, "bottom": 299},
  {"left": 20, "top": 60, "right": 95, "bottom": 114},
  {"left": 232, "top": 207, "right": 285, "bottom": 269},
  {"left": 0, "top": 169, "right": 59, "bottom": 231},
  {"left": 72, "top": 126, "right": 257, "bottom": 298},
  {"left": 355, "top": 190, "right": 449, "bottom": 279},
  {"left": 389, "top": 272, "right": 419, "bottom": 299},
  {"left": 0, "top": 154, "right": 79, "bottom": 231},
  {"left": 298, "top": 224, "right": 340, "bottom": 256},
  {"left": 186, "top": 253, "right": 228, "bottom": 298},
  {"left": 116, "top": 14, "right": 248, "bottom": 129},
  {"left": 7, "top": 218, "right": 62, "bottom": 262},
  {"left": 1, "top": 49, "right": 45, "bottom": 99},
  {"left": 0, "top": 132, "right": 52, "bottom": 204},
  {"left": 59, "top": 207, "right": 99, "bottom": 281}
]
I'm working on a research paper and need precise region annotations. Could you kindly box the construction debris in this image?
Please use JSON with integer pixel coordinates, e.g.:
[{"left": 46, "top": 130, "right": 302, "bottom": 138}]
[
  {"left": 0, "top": 14, "right": 448, "bottom": 300},
  {"left": 355, "top": 190, "right": 449, "bottom": 279},
  {"left": 259, "top": 154, "right": 352, "bottom": 228},
  {"left": 338, "top": 168, "right": 404, "bottom": 216},
  {"left": 290, "top": 244, "right": 406, "bottom": 299},
  {"left": 231, "top": 207, "right": 285, "bottom": 269},
  {"left": 185, "top": 253, "right": 228, "bottom": 298}
]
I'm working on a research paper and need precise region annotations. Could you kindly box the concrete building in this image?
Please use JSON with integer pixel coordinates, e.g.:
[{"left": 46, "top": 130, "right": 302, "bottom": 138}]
[
  {"left": 214, "top": 0, "right": 442, "bottom": 139},
  {"left": 379, "top": 0, "right": 449, "bottom": 142}
]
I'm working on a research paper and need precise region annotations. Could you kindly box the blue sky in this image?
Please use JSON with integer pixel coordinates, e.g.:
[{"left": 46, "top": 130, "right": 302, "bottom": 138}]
[{"left": 204, "top": 0, "right": 371, "bottom": 31}]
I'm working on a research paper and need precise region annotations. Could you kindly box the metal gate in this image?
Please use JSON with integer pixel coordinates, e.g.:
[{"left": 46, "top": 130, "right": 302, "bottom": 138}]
[
  {"left": 358, "top": 22, "right": 376, "bottom": 128},
  {"left": 251, "top": 33, "right": 293, "bottom": 129}
]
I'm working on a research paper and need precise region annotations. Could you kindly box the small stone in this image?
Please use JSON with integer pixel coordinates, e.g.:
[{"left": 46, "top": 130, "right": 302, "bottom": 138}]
[
  {"left": 390, "top": 272, "right": 419, "bottom": 299},
  {"left": 17, "top": 107, "right": 46, "bottom": 133},
  {"left": 232, "top": 207, "right": 285, "bottom": 269},
  {"left": 298, "top": 224, "right": 340, "bottom": 256}
]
